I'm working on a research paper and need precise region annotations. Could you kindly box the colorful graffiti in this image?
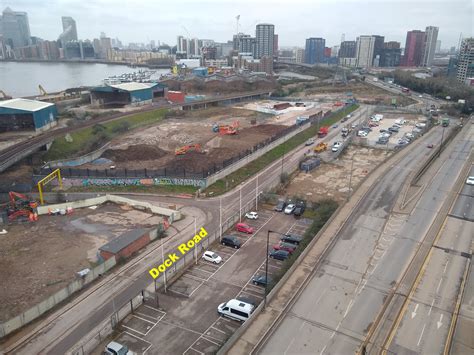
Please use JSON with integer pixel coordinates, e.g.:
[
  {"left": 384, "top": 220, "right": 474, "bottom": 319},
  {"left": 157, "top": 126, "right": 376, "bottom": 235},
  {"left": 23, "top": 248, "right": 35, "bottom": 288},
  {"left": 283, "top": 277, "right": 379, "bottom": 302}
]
[{"left": 59, "top": 177, "right": 206, "bottom": 188}]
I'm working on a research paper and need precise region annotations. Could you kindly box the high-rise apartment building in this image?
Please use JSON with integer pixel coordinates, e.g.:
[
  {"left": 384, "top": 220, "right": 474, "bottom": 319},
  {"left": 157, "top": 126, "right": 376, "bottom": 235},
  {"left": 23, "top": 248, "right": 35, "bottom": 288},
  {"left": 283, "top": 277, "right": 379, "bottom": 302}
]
[
  {"left": 421, "top": 26, "right": 438, "bottom": 67},
  {"left": 305, "top": 37, "right": 325, "bottom": 64},
  {"left": 295, "top": 48, "right": 305, "bottom": 63},
  {"left": 436, "top": 40, "right": 441, "bottom": 53},
  {"left": 59, "top": 16, "right": 78, "bottom": 46},
  {"left": 0, "top": 7, "right": 31, "bottom": 48},
  {"left": 255, "top": 23, "right": 274, "bottom": 58},
  {"left": 456, "top": 38, "right": 474, "bottom": 85},
  {"left": 402, "top": 30, "right": 425, "bottom": 66},
  {"left": 273, "top": 34, "right": 278, "bottom": 57},
  {"left": 339, "top": 41, "right": 356, "bottom": 58},
  {"left": 355, "top": 36, "right": 378, "bottom": 68}
]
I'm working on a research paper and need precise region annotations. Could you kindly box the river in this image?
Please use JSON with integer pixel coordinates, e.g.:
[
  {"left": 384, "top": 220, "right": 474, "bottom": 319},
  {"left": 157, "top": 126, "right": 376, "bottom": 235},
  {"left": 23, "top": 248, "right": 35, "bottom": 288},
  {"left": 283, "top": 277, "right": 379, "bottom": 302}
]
[{"left": 0, "top": 61, "right": 170, "bottom": 98}]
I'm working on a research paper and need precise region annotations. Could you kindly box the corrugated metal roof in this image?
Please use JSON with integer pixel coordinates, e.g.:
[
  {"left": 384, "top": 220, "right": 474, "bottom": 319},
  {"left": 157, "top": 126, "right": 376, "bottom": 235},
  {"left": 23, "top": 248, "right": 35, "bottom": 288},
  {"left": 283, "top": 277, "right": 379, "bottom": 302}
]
[
  {"left": 108, "top": 82, "right": 155, "bottom": 91},
  {"left": 99, "top": 228, "right": 148, "bottom": 254},
  {"left": 0, "top": 98, "right": 54, "bottom": 112}
]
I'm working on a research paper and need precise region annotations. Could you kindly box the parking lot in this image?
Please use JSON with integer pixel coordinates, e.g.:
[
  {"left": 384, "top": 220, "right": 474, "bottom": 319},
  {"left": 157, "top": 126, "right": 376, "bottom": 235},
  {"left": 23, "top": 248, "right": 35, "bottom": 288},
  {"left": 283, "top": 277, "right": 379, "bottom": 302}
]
[{"left": 107, "top": 210, "right": 311, "bottom": 354}]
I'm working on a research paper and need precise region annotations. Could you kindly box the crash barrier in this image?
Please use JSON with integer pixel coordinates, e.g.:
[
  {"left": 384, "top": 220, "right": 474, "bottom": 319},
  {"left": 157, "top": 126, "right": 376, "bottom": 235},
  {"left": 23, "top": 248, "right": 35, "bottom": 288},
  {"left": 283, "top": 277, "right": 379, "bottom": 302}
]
[
  {"left": 0, "top": 257, "right": 117, "bottom": 339},
  {"left": 43, "top": 143, "right": 111, "bottom": 168}
]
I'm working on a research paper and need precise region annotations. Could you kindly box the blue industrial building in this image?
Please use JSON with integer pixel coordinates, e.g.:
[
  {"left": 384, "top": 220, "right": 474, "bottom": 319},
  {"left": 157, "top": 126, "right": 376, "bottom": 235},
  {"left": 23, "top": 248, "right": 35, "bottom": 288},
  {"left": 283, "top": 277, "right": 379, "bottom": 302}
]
[
  {"left": 0, "top": 98, "right": 58, "bottom": 132},
  {"left": 192, "top": 67, "right": 208, "bottom": 77},
  {"left": 90, "top": 82, "right": 167, "bottom": 108}
]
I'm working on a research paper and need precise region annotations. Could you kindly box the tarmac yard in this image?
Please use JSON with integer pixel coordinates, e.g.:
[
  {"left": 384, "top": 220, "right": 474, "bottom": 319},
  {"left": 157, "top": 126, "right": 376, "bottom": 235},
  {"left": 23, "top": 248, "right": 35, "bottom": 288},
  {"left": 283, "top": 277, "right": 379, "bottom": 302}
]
[
  {"left": 95, "top": 211, "right": 312, "bottom": 354},
  {"left": 0, "top": 202, "right": 163, "bottom": 322}
]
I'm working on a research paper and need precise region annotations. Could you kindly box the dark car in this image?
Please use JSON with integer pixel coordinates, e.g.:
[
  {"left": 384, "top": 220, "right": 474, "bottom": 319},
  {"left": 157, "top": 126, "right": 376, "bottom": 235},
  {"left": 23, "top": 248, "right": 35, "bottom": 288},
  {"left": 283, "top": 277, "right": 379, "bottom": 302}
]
[
  {"left": 252, "top": 275, "right": 272, "bottom": 287},
  {"left": 293, "top": 206, "right": 304, "bottom": 217},
  {"left": 281, "top": 234, "right": 303, "bottom": 245},
  {"left": 269, "top": 250, "right": 290, "bottom": 261},
  {"left": 388, "top": 126, "right": 400, "bottom": 133},
  {"left": 273, "top": 242, "right": 297, "bottom": 253},
  {"left": 221, "top": 235, "right": 241, "bottom": 249},
  {"left": 274, "top": 200, "right": 286, "bottom": 212}
]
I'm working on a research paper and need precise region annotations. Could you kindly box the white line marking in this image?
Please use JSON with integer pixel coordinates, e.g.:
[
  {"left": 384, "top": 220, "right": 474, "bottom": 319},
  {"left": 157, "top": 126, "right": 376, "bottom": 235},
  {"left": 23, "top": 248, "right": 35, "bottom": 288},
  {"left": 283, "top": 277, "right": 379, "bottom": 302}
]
[
  {"left": 122, "top": 324, "right": 147, "bottom": 336},
  {"left": 133, "top": 314, "right": 156, "bottom": 325},
  {"left": 417, "top": 323, "right": 426, "bottom": 346},
  {"left": 428, "top": 299, "right": 435, "bottom": 315},
  {"left": 443, "top": 260, "right": 449, "bottom": 274},
  {"left": 436, "top": 278, "right": 443, "bottom": 293}
]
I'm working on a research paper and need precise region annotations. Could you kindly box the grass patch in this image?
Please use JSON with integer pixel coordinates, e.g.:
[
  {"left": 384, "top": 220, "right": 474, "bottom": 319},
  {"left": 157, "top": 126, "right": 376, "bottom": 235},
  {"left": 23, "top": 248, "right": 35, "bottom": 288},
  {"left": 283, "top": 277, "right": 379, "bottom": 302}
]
[
  {"left": 204, "top": 105, "right": 359, "bottom": 195},
  {"left": 45, "top": 108, "right": 168, "bottom": 161},
  {"left": 267, "top": 199, "right": 339, "bottom": 291},
  {"left": 63, "top": 184, "right": 199, "bottom": 194}
]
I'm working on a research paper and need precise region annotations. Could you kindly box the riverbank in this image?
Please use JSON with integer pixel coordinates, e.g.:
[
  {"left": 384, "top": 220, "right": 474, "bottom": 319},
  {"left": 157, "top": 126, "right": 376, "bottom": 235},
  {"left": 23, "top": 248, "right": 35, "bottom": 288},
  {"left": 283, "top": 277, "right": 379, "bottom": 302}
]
[{"left": 0, "top": 59, "right": 171, "bottom": 69}]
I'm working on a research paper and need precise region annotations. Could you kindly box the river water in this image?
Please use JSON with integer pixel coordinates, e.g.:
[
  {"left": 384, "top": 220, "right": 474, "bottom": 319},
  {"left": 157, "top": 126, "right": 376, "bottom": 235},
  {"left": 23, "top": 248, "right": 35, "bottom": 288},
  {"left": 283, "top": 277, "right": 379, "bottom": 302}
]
[{"left": 0, "top": 61, "right": 170, "bottom": 98}]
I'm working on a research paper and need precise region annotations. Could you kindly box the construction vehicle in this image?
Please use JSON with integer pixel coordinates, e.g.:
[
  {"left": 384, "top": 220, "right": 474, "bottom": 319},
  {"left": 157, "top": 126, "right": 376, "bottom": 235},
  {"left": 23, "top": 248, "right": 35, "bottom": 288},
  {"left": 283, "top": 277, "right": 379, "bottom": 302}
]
[
  {"left": 6, "top": 191, "right": 38, "bottom": 222},
  {"left": 318, "top": 126, "right": 329, "bottom": 138},
  {"left": 38, "top": 84, "right": 48, "bottom": 96},
  {"left": 175, "top": 144, "right": 203, "bottom": 155},
  {"left": 314, "top": 142, "right": 328, "bottom": 153},
  {"left": 212, "top": 121, "right": 239, "bottom": 135}
]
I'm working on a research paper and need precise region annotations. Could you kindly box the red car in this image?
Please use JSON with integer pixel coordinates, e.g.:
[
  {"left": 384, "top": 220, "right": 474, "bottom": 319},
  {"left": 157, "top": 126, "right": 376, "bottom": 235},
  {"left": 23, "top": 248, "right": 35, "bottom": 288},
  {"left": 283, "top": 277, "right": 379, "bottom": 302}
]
[
  {"left": 235, "top": 223, "right": 254, "bottom": 234},
  {"left": 273, "top": 242, "right": 297, "bottom": 254}
]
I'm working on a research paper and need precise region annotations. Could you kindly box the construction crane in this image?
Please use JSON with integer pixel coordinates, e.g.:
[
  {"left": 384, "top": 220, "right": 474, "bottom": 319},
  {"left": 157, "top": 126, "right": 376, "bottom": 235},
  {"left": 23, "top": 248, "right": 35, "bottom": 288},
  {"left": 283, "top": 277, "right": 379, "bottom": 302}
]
[
  {"left": 0, "top": 90, "right": 12, "bottom": 100},
  {"left": 38, "top": 84, "right": 48, "bottom": 96},
  {"left": 175, "top": 144, "right": 203, "bottom": 155}
]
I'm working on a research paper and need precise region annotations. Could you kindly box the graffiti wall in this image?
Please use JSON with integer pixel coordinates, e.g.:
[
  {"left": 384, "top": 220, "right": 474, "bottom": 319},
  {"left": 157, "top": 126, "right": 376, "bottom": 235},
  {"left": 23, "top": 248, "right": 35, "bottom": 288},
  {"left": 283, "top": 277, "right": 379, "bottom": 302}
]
[{"left": 55, "top": 177, "right": 207, "bottom": 188}]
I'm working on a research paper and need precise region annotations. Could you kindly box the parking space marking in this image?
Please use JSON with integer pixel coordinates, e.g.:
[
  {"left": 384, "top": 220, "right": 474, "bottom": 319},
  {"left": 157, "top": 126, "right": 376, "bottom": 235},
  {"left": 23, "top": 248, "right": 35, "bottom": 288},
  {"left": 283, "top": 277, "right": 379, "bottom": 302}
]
[
  {"left": 185, "top": 348, "right": 204, "bottom": 355},
  {"left": 122, "top": 324, "right": 147, "bottom": 336},
  {"left": 167, "top": 288, "right": 190, "bottom": 297},
  {"left": 191, "top": 267, "right": 215, "bottom": 274},
  {"left": 121, "top": 331, "right": 152, "bottom": 353},
  {"left": 181, "top": 317, "right": 228, "bottom": 354},
  {"left": 181, "top": 273, "right": 208, "bottom": 282},
  {"left": 132, "top": 314, "right": 156, "bottom": 325}
]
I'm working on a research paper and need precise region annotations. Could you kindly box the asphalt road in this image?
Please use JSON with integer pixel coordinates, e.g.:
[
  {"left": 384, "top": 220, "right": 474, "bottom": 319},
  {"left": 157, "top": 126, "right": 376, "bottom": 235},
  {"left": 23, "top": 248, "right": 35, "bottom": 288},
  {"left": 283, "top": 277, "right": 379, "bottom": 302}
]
[
  {"left": 4, "top": 107, "right": 368, "bottom": 353},
  {"left": 386, "top": 164, "right": 473, "bottom": 354},
  {"left": 258, "top": 124, "right": 472, "bottom": 354}
]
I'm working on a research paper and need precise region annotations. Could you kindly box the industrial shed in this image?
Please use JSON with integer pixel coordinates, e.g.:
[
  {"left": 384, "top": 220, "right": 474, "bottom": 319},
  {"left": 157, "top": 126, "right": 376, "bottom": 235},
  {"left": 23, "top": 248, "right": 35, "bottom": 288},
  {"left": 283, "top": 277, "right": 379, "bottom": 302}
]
[
  {"left": 0, "top": 98, "right": 58, "bottom": 133},
  {"left": 90, "top": 82, "right": 166, "bottom": 108},
  {"left": 99, "top": 228, "right": 151, "bottom": 261}
]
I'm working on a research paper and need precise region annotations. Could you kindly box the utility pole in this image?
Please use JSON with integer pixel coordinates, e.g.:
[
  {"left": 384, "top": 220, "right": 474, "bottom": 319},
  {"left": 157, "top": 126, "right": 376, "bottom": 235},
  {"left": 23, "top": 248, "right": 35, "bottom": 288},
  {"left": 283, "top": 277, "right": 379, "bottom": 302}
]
[
  {"left": 161, "top": 241, "right": 167, "bottom": 292},
  {"left": 255, "top": 173, "right": 259, "bottom": 211},
  {"left": 219, "top": 197, "right": 222, "bottom": 241},
  {"left": 239, "top": 187, "right": 242, "bottom": 221}
]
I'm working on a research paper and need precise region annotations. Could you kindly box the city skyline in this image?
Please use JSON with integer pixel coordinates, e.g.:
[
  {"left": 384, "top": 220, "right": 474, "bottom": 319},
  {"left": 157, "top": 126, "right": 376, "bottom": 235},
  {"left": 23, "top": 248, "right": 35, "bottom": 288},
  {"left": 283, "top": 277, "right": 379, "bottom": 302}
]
[{"left": 1, "top": 0, "right": 472, "bottom": 48}]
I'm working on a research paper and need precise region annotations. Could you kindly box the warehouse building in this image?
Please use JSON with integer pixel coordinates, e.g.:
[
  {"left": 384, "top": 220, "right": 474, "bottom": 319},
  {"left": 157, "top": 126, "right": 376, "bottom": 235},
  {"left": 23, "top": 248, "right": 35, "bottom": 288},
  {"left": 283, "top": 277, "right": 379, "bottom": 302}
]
[
  {"left": 90, "top": 82, "right": 167, "bottom": 108},
  {"left": 0, "top": 98, "right": 58, "bottom": 132}
]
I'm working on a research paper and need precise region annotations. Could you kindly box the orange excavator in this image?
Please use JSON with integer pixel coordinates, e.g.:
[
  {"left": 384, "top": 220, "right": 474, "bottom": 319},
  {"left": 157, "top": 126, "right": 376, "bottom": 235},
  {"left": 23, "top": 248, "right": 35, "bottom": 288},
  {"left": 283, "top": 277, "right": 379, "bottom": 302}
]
[
  {"left": 175, "top": 144, "right": 203, "bottom": 155},
  {"left": 7, "top": 191, "right": 38, "bottom": 222},
  {"left": 212, "top": 121, "right": 240, "bottom": 135}
]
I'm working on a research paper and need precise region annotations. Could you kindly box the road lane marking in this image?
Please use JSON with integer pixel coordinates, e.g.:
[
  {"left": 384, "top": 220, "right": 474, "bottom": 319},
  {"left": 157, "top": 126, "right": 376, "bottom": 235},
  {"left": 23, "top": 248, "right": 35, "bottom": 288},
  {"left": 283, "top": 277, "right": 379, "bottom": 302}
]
[
  {"left": 436, "top": 277, "right": 443, "bottom": 293},
  {"left": 437, "top": 314, "right": 443, "bottom": 329},
  {"left": 428, "top": 299, "right": 435, "bottom": 315},
  {"left": 417, "top": 323, "right": 426, "bottom": 346},
  {"left": 411, "top": 303, "right": 419, "bottom": 319}
]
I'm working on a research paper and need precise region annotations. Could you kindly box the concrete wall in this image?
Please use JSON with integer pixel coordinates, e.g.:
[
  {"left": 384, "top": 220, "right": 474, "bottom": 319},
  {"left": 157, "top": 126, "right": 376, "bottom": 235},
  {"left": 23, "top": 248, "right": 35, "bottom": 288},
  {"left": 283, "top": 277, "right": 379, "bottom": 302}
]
[
  {"left": 36, "top": 194, "right": 181, "bottom": 222},
  {"left": 0, "top": 257, "right": 117, "bottom": 339},
  {"left": 206, "top": 121, "right": 309, "bottom": 186},
  {"left": 44, "top": 143, "right": 111, "bottom": 168}
]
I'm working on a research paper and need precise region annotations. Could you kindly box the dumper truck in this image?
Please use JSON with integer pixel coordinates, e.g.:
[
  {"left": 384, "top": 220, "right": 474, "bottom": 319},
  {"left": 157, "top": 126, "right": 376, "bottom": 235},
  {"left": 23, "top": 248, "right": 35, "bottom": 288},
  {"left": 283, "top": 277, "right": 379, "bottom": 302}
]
[{"left": 314, "top": 142, "right": 328, "bottom": 153}]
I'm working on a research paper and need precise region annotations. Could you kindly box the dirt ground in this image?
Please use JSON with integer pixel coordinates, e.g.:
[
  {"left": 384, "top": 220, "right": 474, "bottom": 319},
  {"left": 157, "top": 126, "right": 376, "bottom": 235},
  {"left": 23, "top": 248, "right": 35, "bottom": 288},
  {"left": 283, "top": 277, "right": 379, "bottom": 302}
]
[
  {"left": 285, "top": 146, "right": 393, "bottom": 203},
  {"left": 0, "top": 202, "right": 162, "bottom": 321},
  {"left": 83, "top": 107, "right": 288, "bottom": 172}
]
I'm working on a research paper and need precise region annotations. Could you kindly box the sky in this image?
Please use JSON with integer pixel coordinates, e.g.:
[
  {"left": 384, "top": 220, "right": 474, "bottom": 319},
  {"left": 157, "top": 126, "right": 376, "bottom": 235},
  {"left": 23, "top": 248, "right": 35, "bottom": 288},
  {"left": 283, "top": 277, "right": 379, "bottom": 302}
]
[{"left": 2, "top": 0, "right": 473, "bottom": 49}]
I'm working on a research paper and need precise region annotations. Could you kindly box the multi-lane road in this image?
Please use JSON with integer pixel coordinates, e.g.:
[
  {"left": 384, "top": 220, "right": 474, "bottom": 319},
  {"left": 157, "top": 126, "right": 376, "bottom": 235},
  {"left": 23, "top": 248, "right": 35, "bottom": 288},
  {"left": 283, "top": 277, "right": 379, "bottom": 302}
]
[{"left": 256, "top": 122, "right": 472, "bottom": 354}]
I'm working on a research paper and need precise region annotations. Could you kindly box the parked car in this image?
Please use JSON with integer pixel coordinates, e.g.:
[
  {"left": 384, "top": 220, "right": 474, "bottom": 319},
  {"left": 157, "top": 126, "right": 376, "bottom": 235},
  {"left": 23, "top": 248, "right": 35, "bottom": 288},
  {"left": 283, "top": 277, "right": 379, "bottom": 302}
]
[
  {"left": 388, "top": 126, "right": 399, "bottom": 133},
  {"left": 415, "top": 122, "right": 427, "bottom": 128},
  {"left": 466, "top": 176, "right": 474, "bottom": 185},
  {"left": 351, "top": 123, "right": 358, "bottom": 129},
  {"left": 245, "top": 211, "right": 258, "bottom": 220},
  {"left": 221, "top": 235, "right": 241, "bottom": 249},
  {"left": 217, "top": 299, "right": 254, "bottom": 322},
  {"left": 269, "top": 249, "right": 290, "bottom": 261},
  {"left": 331, "top": 141, "right": 342, "bottom": 152},
  {"left": 284, "top": 204, "right": 296, "bottom": 214},
  {"left": 281, "top": 234, "right": 303, "bottom": 245},
  {"left": 202, "top": 251, "right": 222, "bottom": 264},
  {"left": 274, "top": 200, "right": 286, "bottom": 212},
  {"left": 252, "top": 274, "right": 272, "bottom": 287},
  {"left": 105, "top": 342, "right": 136, "bottom": 355},
  {"left": 235, "top": 223, "right": 254, "bottom": 234},
  {"left": 405, "top": 132, "right": 415, "bottom": 139},
  {"left": 294, "top": 200, "right": 306, "bottom": 217},
  {"left": 273, "top": 242, "right": 297, "bottom": 253},
  {"left": 376, "top": 138, "right": 389, "bottom": 145},
  {"left": 305, "top": 138, "right": 316, "bottom": 146},
  {"left": 357, "top": 130, "right": 368, "bottom": 137},
  {"left": 427, "top": 143, "right": 434, "bottom": 148}
]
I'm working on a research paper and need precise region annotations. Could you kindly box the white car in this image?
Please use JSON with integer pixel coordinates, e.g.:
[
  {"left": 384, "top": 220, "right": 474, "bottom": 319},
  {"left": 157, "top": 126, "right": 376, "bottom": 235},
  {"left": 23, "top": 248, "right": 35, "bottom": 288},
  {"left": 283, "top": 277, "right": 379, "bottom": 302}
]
[
  {"left": 202, "top": 251, "right": 222, "bottom": 264},
  {"left": 466, "top": 176, "right": 474, "bottom": 185},
  {"left": 358, "top": 130, "right": 368, "bottom": 137},
  {"left": 416, "top": 122, "right": 427, "bottom": 128},
  {"left": 379, "top": 133, "right": 391, "bottom": 139},
  {"left": 305, "top": 138, "right": 316, "bottom": 146},
  {"left": 332, "top": 141, "right": 342, "bottom": 152},
  {"left": 245, "top": 211, "right": 259, "bottom": 220},
  {"left": 105, "top": 342, "right": 136, "bottom": 355},
  {"left": 284, "top": 204, "right": 296, "bottom": 214}
]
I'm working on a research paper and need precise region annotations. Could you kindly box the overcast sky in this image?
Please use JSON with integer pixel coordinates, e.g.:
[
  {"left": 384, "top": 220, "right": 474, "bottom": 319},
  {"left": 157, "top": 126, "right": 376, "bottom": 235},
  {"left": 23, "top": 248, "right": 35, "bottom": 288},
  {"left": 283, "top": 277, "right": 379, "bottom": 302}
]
[{"left": 3, "top": 0, "right": 473, "bottom": 49}]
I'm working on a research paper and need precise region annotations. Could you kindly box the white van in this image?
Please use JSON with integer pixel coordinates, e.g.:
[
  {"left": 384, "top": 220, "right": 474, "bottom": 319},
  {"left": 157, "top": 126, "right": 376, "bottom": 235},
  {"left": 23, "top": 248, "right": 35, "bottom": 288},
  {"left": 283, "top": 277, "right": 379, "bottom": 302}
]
[{"left": 217, "top": 299, "right": 255, "bottom": 322}]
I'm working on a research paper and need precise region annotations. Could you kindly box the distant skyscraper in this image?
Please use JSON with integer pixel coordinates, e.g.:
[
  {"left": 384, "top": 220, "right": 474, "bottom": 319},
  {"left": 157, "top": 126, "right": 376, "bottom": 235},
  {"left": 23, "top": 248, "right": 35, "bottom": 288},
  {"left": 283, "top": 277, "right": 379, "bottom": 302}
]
[
  {"left": 59, "top": 16, "right": 78, "bottom": 46},
  {"left": 305, "top": 37, "right": 325, "bottom": 64},
  {"left": 295, "top": 48, "right": 305, "bottom": 63},
  {"left": 355, "top": 36, "right": 376, "bottom": 68},
  {"left": 255, "top": 23, "right": 274, "bottom": 58},
  {"left": 456, "top": 37, "right": 474, "bottom": 84},
  {"left": 436, "top": 40, "right": 441, "bottom": 53},
  {"left": 339, "top": 41, "right": 356, "bottom": 58},
  {"left": 421, "top": 26, "right": 438, "bottom": 67},
  {"left": 273, "top": 34, "right": 278, "bottom": 57},
  {"left": 402, "top": 30, "right": 425, "bottom": 66},
  {"left": 0, "top": 7, "right": 31, "bottom": 48}
]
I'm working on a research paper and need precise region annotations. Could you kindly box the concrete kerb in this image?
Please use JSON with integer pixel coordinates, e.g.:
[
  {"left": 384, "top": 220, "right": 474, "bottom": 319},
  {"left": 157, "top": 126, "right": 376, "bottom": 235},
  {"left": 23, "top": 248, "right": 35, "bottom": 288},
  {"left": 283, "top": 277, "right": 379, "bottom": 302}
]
[{"left": 219, "top": 120, "right": 422, "bottom": 354}]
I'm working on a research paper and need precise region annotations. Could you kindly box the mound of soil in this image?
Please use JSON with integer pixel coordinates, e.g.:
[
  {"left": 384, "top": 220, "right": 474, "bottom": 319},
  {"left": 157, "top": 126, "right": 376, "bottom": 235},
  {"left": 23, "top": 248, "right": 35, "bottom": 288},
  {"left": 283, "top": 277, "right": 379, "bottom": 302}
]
[{"left": 102, "top": 144, "right": 168, "bottom": 162}]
